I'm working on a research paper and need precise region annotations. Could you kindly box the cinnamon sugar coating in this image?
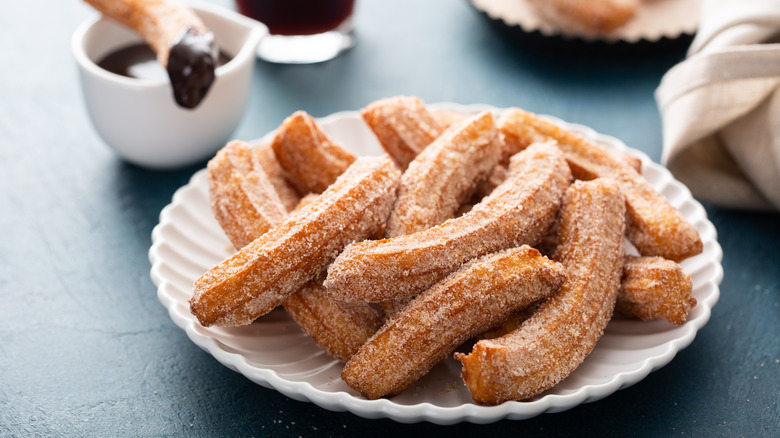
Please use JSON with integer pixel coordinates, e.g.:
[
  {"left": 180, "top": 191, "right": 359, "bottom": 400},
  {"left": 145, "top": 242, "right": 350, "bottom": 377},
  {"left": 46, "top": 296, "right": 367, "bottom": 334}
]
[
  {"left": 190, "top": 156, "right": 400, "bottom": 327},
  {"left": 456, "top": 178, "right": 626, "bottom": 404},
  {"left": 384, "top": 111, "right": 503, "bottom": 238},
  {"left": 207, "top": 140, "right": 288, "bottom": 250},
  {"left": 360, "top": 96, "right": 445, "bottom": 169},
  {"left": 499, "top": 107, "right": 702, "bottom": 262},
  {"left": 283, "top": 280, "right": 383, "bottom": 362},
  {"left": 324, "top": 142, "right": 571, "bottom": 303},
  {"left": 526, "top": 0, "right": 639, "bottom": 34},
  {"left": 271, "top": 111, "right": 356, "bottom": 195},
  {"left": 251, "top": 142, "right": 301, "bottom": 212},
  {"left": 342, "top": 246, "right": 565, "bottom": 399},
  {"left": 617, "top": 255, "right": 696, "bottom": 325}
]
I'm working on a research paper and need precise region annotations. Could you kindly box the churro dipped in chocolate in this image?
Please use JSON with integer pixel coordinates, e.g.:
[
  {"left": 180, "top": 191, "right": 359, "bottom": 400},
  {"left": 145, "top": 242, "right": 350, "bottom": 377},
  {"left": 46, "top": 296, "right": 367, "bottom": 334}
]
[
  {"left": 341, "top": 246, "right": 565, "bottom": 399},
  {"left": 384, "top": 111, "right": 503, "bottom": 238},
  {"left": 84, "top": 0, "right": 219, "bottom": 108},
  {"left": 190, "top": 155, "right": 400, "bottom": 327},
  {"left": 498, "top": 107, "right": 702, "bottom": 262},
  {"left": 271, "top": 111, "right": 357, "bottom": 195},
  {"left": 617, "top": 255, "right": 696, "bottom": 326},
  {"left": 360, "top": 96, "right": 445, "bottom": 169},
  {"left": 324, "top": 142, "right": 571, "bottom": 303},
  {"left": 456, "top": 178, "right": 626, "bottom": 404}
]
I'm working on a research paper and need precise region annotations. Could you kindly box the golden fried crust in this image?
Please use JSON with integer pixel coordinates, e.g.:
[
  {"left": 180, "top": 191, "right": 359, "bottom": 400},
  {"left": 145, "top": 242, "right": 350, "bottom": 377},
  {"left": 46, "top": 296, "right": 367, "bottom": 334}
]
[
  {"left": 324, "top": 142, "right": 571, "bottom": 303},
  {"left": 498, "top": 107, "right": 702, "bottom": 262},
  {"left": 617, "top": 255, "right": 696, "bottom": 326},
  {"left": 270, "top": 111, "right": 356, "bottom": 195},
  {"left": 207, "top": 140, "right": 288, "bottom": 250},
  {"left": 456, "top": 178, "right": 626, "bottom": 405},
  {"left": 342, "top": 246, "right": 566, "bottom": 399},
  {"left": 384, "top": 111, "right": 503, "bottom": 238},
  {"left": 190, "top": 156, "right": 401, "bottom": 327},
  {"left": 84, "top": 0, "right": 207, "bottom": 66},
  {"left": 283, "top": 281, "right": 383, "bottom": 362},
  {"left": 527, "top": 0, "right": 639, "bottom": 34},
  {"left": 360, "top": 96, "right": 445, "bottom": 170},
  {"left": 251, "top": 142, "right": 301, "bottom": 213}
]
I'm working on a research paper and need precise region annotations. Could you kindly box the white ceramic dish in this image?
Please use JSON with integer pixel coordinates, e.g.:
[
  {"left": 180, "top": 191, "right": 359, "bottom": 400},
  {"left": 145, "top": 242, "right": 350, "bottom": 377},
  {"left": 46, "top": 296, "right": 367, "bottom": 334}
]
[
  {"left": 470, "top": 0, "right": 701, "bottom": 43},
  {"left": 72, "top": 2, "right": 266, "bottom": 169},
  {"left": 149, "top": 103, "right": 723, "bottom": 424}
]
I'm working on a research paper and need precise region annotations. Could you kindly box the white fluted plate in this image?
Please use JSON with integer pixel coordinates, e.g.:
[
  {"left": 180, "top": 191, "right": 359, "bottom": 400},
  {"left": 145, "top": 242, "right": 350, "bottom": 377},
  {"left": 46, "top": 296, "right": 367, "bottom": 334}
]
[{"left": 149, "top": 103, "right": 722, "bottom": 424}]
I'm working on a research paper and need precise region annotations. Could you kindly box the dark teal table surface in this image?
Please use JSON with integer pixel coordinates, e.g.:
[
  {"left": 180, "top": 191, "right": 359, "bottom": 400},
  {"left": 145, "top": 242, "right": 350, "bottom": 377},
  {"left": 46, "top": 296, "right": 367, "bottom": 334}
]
[{"left": 2, "top": 0, "right": 778, "bottom": 436}]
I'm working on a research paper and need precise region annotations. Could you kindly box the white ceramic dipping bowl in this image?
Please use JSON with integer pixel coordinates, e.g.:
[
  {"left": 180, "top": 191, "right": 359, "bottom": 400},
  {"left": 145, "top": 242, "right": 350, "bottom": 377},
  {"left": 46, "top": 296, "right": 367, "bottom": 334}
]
[{"left": 72, "top": 2, "right": 266, "bottom": 169}]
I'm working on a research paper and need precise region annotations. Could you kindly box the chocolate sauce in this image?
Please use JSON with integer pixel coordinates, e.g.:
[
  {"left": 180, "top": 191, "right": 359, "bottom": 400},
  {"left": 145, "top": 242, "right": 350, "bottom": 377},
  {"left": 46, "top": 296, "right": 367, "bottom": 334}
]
[
  {"left": 97, "top": 28, "right": 229, "bottom": 109},
  {"left": 167, "top": 27, "right": 219, "bottom": 109}
]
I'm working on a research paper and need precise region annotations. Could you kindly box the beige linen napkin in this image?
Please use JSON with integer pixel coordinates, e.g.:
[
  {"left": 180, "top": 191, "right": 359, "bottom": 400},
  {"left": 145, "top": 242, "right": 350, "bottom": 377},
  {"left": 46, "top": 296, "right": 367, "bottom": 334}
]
[{"left": 656, "top": 0, "right": 780, "bottom": 210}]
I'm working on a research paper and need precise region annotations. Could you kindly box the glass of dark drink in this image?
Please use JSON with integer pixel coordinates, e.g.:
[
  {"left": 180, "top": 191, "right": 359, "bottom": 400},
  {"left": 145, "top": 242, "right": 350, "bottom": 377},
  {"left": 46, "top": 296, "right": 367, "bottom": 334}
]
[{"left": 235, "top": 0, "right": 356, "bottom": 63}]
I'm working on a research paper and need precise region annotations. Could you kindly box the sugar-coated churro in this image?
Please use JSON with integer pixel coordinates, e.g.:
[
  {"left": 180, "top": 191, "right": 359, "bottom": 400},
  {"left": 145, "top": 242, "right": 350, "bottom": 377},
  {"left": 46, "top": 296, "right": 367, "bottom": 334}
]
[
  {"left": 360, "top": 96, "right": 445, "bottom": 169},
  {"left": 527, "top": 0, "right": 639, "bottom": 34},
  {"left": 84, "top": 0, "right": 219, "bottom": 108},
  {"left": 251, "top": 142, "right": 301, "bottom": 212},
  {"left": 456, "top": 178, "right": 626, "bottom": 404},
  {"left": 270, "top": 111, "right": 357, "bottom": 195},
  {"left": 283, "top": 280, "right": 383, "bottom": 362},
  {"left": 325, "top": 142, "right": 571, "bottom": 303},
  {"left": 617, "top": 255, "right": 696, "bottom": 326},
  {"left": 207, "top": 143, "right": 384, "bottom": 358},
  {"left": 498, "top": 107, "right": 702, "bottom": 262},
  {"left": 207, "top": 140, "right": 288, "bottom": 250},
  {"left": 190, "top": 156, "right": 400, "bottom": 326},
  {"left": 342, "top": 246, "right": 565, "bottom": 399},
  {"left": 384, "top": 111, "right": 503, "bottom": 238}
]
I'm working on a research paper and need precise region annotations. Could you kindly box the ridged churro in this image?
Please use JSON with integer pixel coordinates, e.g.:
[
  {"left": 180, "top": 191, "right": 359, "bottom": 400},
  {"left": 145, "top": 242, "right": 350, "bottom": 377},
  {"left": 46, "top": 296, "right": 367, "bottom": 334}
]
[
  {"left": 251, "top": 142, "right": 301, "bottom": 212},
  {"left": 384, "top": 111, "right": 503, "bottom": 238},
  {"left": 190, "top": 156, "right": 400, "bottom": 326},
  {"left": 270, "top": 111, "right": 357, "bottom": 195},
  {"left": 456, "top": 178, "right": 626, "bottom": 404},
  {"left": 341, "top": 246, "right": 565, "bottom": 399},
  {"left": 527, "top": 0, "right": 639, "bottom": 34},
  {"left": 207, "top": 143, "right": 383, "bottom": 358},
  {"left": 207, "top": 140, "right": 288, "bottom": 250},
  {"left": 283, "top": 280, "right": 383, "bottom": 362},
  {"left": 84, "top": 0, "right": 218, "bottom": 108},
  {"left": 360, "top": 96, "right": 444, "bottom": 169},
  {"left": 498, "top": 107, "right": 702, "bottom": 262},
  {"left": 617, "top": 255, "right": 696, "bottom": 326},
  {"left": 324, "top": 142, "right": 571, "bottom": 303}
]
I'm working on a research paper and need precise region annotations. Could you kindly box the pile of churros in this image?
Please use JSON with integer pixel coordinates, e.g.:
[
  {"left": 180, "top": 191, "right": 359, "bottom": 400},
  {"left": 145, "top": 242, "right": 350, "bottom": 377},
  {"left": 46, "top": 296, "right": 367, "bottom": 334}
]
[{"left": 188, "top": 96, "right": 700, "bottom": 405}]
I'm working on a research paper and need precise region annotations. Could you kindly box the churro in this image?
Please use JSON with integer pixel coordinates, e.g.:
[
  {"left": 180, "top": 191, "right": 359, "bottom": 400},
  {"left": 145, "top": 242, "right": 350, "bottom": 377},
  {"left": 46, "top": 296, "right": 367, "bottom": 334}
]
[
  {"left": 498, "top": 107, "right": 702, "bottom": 262},
  {"left": 251, "top": 142, "right": 301, "bottom": 212},
  {"left": 456, "top": 178, "right": 626, "bottom": 404},
  {"left": 617, "top": 255, "right": 696, "bottom": 326},
  {"left": 283, "top": 280, "right": 383, "bottom": 362},
  {"left": 207, "top": 140, "right": 288, "bottom": 250},
  {"left": 84, "top": 0, "right": 219, "bottom": 108},
  {"left": 190, "top": 155, "right": 400, "bottom": 326},
  {"left": 207, "top": 143, "right": 383, "bottom": 358},
  {"left": 527, "top": 0, "right": 639, "bottom": 34},
  {"left": 360, "top": 96, "right": 445, "bottom": 169},
  {"left": 324, "top": 142, "right": 571, "bottom": 303},
  {"left": 270, "top": 111, "right": 357, "bottom": 195},
  {"left": 341, "top": 246, "right": 565, "bottom": 399},
  {"left": 384, "top": 111, "right": 503, "bottom": 238}
]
